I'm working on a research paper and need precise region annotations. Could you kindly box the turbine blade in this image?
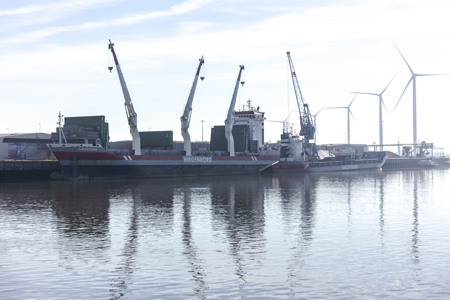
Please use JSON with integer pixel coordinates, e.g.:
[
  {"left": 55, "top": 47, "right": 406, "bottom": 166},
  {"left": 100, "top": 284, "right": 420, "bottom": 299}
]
[
  {"left": 394, "top": 44, "right": 414, "bottom": 75},
  {"left": 380, "top": 96, "right": 389, "bottom": 116},
  {"left": 325, "top": 106, "right": 346, "bottom": 109},
  {"left": 349, "top": 109, "right": 355, "bottom": 120},
  {"left": 315, "top": 104, "right": 327, "bottom": 115},
  {"left": 351, "top": 91, "right": 379, "bottom": 96},
  {"left": 381, "top": 73, "right": 397, "bottom": 95},
  {"left": 283, "top": 109, "right": 295, "bottom": 122},
  {"left": 416, "top": 73, "right": 450, "bottom": 76},
  {"left": 394, "top": 76, "right": 413, "bottom": 110},
  {"left": 349, "top": 87, "right": 359, "bottom": 107}
]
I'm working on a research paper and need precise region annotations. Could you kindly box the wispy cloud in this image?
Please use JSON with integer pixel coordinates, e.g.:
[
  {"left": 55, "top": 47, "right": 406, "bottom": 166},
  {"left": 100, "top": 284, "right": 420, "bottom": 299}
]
[
  {"left": 113, "top": 0, "right": 215, "bottom": 25},
  {"left": 0, "top": 0, "right": 120, "bottom": 17},
  {"left": 0, "top": 5, "right": 43, "bottom": 16},
  {"left": 2, "top": 0, "right": 215, "bottom": 44}
]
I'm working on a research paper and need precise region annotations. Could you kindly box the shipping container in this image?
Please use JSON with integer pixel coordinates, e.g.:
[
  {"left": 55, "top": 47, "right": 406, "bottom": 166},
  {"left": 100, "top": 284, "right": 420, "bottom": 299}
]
[
  {"left": 210, "top": 125, "right": 249, "bottom": 152},
  {"left": 139, "top": 131, "right": 173, "bottom": 149},
  {"left": 53, "top": 115, "right": 109, "bottom": 147}
]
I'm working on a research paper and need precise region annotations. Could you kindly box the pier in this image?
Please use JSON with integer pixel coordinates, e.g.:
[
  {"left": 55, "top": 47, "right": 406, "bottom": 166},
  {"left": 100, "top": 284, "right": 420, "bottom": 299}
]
[{"left": 0, "top": 160, "right": 60, "bottom": 182}]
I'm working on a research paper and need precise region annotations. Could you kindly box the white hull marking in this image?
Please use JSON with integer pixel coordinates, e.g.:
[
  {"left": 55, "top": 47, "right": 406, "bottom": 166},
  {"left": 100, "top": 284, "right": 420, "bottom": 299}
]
[{"left": 183, "top": 156, "right": 213, "bottom": 163}]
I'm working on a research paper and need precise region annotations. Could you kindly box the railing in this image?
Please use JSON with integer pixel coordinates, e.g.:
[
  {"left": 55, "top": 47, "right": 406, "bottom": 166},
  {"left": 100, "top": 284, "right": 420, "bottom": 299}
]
[{"left": 310, "top": 158, "right": 380, "bottom": 167}]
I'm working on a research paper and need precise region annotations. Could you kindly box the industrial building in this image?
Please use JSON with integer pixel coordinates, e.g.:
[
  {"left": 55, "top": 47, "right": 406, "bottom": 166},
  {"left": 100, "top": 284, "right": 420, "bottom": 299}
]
[{"left": 0, "top": 133, "right": 52, "bottom": 160}]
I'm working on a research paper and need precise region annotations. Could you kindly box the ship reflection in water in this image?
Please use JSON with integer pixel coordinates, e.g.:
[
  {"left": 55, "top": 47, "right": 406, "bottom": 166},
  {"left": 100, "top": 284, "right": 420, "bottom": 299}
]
[{"left": 1, "top": 169, "right": 450, "bottom": 299}]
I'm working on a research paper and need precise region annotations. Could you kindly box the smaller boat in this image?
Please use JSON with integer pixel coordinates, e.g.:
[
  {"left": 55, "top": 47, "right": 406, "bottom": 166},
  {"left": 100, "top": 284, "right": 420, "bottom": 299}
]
[
  {"left": 305, "top": 151, "right": 387, "bottom": 172},
  {"left": 264, "top": 131, "right": 387, "bottom": 174}
]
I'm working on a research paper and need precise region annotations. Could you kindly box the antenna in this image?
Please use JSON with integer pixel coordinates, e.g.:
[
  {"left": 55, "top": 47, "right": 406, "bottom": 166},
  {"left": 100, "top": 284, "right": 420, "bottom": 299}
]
[{"left": 57, "top": 111, "right": 67, "bottom": 144}]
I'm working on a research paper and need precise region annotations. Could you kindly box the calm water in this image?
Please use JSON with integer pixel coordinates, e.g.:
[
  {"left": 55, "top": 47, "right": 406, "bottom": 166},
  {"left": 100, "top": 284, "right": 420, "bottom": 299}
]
[{"left": 1, "top": 169, "right": 450, "bottom": 299}]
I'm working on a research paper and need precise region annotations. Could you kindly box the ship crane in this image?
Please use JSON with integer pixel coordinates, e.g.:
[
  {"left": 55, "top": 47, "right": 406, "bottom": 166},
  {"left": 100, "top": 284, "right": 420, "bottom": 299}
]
[
  {"left": 108, "top": 40, "right": 141, "bottom": 155},
  {"left": 286, "top": 51, "right": 316, "bottom": 155},
  {"left": 181, "top": 56, "right": 205, "bottom": 156},
  {"left": 225, "top": 65, "right": 245, "bottom": 157}
]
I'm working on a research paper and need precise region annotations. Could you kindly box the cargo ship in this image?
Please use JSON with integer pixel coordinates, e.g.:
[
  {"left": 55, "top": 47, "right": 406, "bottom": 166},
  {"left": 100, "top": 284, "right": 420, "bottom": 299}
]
[
  {"left": 49, "top": 144, "right": 278, "bottom": 180},
  {"left": 48, "top": 109, "right": 279, "bottom": 180},
  {"left": 49, "top": 103, "right": 279, "bottom": 180},
  {"left": 48, "top": 41, "right": 279, "bottom": 180}
]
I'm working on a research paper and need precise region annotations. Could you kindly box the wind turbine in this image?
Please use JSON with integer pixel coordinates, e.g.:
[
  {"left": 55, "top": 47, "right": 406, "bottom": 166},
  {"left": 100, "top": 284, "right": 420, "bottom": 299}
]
[
  {"left": 351, "top": 75, "right": 396, "bottom": 150},
  {"left": 326, "top": 91, "right": 358, "bottom": 144},
  {"left": 394, "top": 45, "right": 448, "bottom": 145}
]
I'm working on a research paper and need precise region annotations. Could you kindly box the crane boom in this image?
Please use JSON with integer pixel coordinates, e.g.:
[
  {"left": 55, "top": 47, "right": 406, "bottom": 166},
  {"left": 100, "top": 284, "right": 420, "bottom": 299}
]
[
  {"left": 108, "top": 40, "right": 141, "bottom": 155},
  {"left": 181, "top": 56, "right": 205, "bottom": 156},
  {"left": 225, "top": 65, "right": 244, "bottom": 157},
  {"left": 286, "top": 51, "right": 315, "bottom": 142}
]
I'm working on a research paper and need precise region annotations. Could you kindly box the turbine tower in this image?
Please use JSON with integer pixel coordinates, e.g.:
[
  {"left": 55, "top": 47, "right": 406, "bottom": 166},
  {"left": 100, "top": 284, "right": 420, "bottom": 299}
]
[
  {"left": 351, "top": 75, "right": 396, "bottom": 150},
  {"left": 326, "top": 92, "right": 358, "bottom": 144},
  {"left": 311, "top": 106, "right": 325, "bottom": 145},
  {"left": 394, "top": 45, "right": 447, "bottom": 145}
]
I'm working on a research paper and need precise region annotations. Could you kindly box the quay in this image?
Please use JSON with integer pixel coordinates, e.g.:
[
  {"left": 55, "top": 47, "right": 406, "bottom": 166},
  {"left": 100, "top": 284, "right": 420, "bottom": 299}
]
[{"left": 0, "top": 160, "right": 61, "bottom": 182}]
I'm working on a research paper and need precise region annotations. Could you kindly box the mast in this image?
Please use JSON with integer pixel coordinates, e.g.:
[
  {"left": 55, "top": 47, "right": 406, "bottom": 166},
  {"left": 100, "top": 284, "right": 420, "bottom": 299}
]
[
  {"left": 181, "top": 56, "right": 205, "bottom": 156},
  {"left": 108, "top": 39, "right": 141, "bottom": 155},
  {"left": 286, "top": 51, "right": 316, "bottom": 154},
  {"left": 225, "top": 65, "right": 245, "bottom": 157},
  {"left": 57, "top": 111, "right": 67, "bottom": 145}
]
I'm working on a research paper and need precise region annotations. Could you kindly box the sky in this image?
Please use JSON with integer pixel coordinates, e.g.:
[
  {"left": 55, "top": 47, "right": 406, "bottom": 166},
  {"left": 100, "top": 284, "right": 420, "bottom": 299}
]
[{"left": 1, "top": 0, "right": 450, "bottom": 154}]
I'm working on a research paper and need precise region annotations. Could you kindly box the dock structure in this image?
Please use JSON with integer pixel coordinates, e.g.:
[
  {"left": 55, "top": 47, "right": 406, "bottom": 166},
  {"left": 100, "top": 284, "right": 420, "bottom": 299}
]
[
  {"left": 382, "top": 156, "right": 449, "bottom": 169},
  {"left": 0, "top": 160, "right": 61, "bottom": 182}
]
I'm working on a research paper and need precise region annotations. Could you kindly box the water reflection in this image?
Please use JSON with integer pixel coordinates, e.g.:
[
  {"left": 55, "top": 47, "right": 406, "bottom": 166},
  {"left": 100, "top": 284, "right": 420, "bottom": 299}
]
[
  {"left": 412, "top": 174, "right": 420, "bottom": 265},
  {"left": 138, "top": 179, "right": 175, "bottom": 237},
  {"left": 48, "top": 181, "right": 139, "bottom": 299},
  {"left": 346, "top": 178, "right": 352, "bottom": 230},
  {"left": 181, "top": 185, "right": 208, "bottom": 299},
  {"left": 411, "top": 172, "right": 424, "bottom": 264},
  {"left": 109, "top": 189, "right": 139, "bottom": 300},
  {"left": 1, "top": 170, "right": 449, "bottom": 299},
  {"left": 50, "top": 181, "right": 112, "bottom": 277},
  {"left": 379, "top": 174, "right": 385, "bottom": 244},
  {"left": 51, "top": 181, "right": 110, "bottom": 240},
  {"left": 209, "top": 176, "right": 268, "bottom": 291},
  {"left": 272, "top": 174, "right": 317, "bottom": 241},
  {"left": 272, "top": 174, "right": 318, "bottom": 297},
  {"left": 371, "top": 173, "right": 385, "bottom": 245},
  {"left": 387, "top": 170, "right": 427, "bottom": 266}
]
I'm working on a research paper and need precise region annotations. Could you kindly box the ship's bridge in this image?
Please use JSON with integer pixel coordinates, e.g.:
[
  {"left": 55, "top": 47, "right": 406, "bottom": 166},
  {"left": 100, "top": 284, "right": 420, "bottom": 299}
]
[{"left": 233, "top": 100, "right": 265, "bottom": 150}]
